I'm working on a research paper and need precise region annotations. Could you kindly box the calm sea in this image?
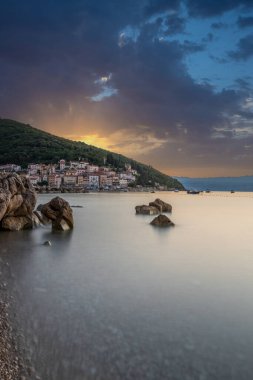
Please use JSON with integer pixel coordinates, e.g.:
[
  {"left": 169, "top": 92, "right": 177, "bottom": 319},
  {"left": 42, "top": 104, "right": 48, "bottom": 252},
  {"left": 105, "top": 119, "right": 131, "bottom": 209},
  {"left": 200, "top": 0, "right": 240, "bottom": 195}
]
[
  {"left": 1, "top": 192, "right": 253, "bottom": 380},
  {"left": 175, "top": 176, "right": 253, "bottom": 192}
]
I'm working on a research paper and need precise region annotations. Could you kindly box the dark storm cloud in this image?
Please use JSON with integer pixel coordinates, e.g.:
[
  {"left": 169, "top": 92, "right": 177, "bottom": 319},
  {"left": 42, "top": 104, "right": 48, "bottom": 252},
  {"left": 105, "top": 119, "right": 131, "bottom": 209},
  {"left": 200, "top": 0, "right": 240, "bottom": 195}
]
[
  {"left": 186, "top": 0, "right": 253, "bottom": 17},
  {"left": 235, "top": 77, "right": 253, "bottom": 90},
  {"left": 103, "top": 24, "right": 242, "bottom": 142},
  {"left": 164, "top": 15, "right": 186, "bottom": 35},
  {"left": 144, "top": 0, "right": 181, "bottom": 16},
  {"left": 237, "top": 16, "right": 253, "bottom": 28},
  {"left": 211, "top": 22, "right": 228, "bottom": 29},
  {"left": 180, "top": 40, "right": 205, "bottom": 53},
  {"left": 0, "top": 0, "right": 253, "bottom": 175},
  {"left": 202, "top": 33, "right": 214, "bottom": 43},
  {"left": 228, "top": 34, "right": 253, "bottom": 60}
]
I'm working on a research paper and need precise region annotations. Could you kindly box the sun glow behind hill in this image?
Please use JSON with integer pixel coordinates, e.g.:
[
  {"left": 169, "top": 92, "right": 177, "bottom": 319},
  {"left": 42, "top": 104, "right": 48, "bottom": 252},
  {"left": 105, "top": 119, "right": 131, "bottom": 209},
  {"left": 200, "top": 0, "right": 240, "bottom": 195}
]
[
  {"left": 65, "top": 134, "right": 110, "bottom": 151},
  {"left": 64, "top": 128, "right": 169, "bottom": 158}
]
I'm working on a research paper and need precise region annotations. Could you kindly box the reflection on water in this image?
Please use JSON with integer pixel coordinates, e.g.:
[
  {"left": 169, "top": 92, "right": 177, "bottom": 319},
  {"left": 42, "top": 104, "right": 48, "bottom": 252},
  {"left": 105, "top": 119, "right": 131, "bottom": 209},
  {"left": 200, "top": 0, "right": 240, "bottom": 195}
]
[{"left": 1, "top": 192, "right": 253, "bottom": 380}]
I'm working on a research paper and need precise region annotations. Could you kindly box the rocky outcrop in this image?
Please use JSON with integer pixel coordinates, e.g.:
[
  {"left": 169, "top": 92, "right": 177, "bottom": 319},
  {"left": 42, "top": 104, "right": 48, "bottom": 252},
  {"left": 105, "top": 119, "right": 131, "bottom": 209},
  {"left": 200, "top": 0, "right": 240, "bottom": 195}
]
[
  {"left": 40, "top": 196, "right": 73, "bottom": 231},
  {"left": 149, "top": 199, "right": 172, "bottom": 213},
  {"left": 135, "top": 205, "right": 159, "bottom": 215},
  {"left": 1, "top": 216, "right": 33, "bottom": 231},
  {"left": 0, "top": 173, "right": 37, "bottom": 231},
  {"left": 150, "top": 214, "right": 175, "bottom": 227},
  {"left": 0, "top": 174, "right": 74, "bottom": 232},
  {"left": 135, "top": 198, "right": 172, "bottom": 215}
]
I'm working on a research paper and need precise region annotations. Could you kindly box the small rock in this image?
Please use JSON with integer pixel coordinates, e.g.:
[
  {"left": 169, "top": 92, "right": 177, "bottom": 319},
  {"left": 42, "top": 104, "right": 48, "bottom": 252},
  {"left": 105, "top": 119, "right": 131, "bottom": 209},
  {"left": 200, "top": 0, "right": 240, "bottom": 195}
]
[
  {"left": 150, "top": 214, "right": 175, "bottom": 227},
  {"left": 135, "top": 205, "right": 159, "bottom": 215},
  {"left": 149, "top": 198, "right": 172, "bottom": 213},
  {"left": 43, "top": 240, "right": 52, "bottom": 246}
]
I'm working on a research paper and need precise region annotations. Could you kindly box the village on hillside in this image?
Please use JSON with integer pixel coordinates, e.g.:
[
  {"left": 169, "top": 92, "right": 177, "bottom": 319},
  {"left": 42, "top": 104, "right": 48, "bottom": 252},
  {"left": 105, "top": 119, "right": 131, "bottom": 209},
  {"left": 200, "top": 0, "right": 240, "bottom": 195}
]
[{"left": 0, "top": 160, "right": 169, "bottom": 192}]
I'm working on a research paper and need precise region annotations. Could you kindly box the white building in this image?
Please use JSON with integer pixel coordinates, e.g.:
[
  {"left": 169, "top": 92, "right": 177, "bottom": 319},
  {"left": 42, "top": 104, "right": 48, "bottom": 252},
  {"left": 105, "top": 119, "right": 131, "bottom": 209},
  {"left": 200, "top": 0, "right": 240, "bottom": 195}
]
[
  {"left": 88, "top": 174, "right": 99, "bottom": 188},
  {"left": 119, "top": 179, "right": 128, "bottom": 188},
  {"left": 29, "top": 175, "right": 41, "bottom": 185},
  {"left": 48, "top": 174, "right": 62, "bottom": 188},
  {"left": 78, "top": 161, "right": 89, "bottom": 169},
  {"left": 86, "top": 165, "right": 99, "bottom": 173},
  {"left": 0, "top": 164, "right": 21, "bottom": 172},
  {"left": 119, "top": 173, "right": 136, "bottom": 182},
  {"left": 28, "top": 163, "right": 40, "bottom": 175},
  {"left": 59, "top": 159, "right": 66, "bottom": 171}
]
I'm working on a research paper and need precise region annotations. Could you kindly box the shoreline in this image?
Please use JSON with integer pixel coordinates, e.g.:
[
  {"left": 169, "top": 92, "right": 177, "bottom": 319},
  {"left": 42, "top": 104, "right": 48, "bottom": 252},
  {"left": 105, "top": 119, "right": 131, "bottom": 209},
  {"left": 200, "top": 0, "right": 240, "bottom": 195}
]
[
  {"left": 0, "top": 259, "right": 32, "bottom": 380},
  {"left": 36, "top": 190, "right": 253, "bottom": 197},
  {"left": 0, "top": 258, "right": 20, "bottom": 380}
]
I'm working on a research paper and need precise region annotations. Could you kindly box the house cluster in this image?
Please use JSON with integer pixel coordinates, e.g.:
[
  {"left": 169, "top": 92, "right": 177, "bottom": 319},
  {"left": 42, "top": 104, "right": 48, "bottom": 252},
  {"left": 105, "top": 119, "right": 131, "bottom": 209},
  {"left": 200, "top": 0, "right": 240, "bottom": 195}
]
[{"left": 0, "top": 160, "right": 138, "bottom": 190}]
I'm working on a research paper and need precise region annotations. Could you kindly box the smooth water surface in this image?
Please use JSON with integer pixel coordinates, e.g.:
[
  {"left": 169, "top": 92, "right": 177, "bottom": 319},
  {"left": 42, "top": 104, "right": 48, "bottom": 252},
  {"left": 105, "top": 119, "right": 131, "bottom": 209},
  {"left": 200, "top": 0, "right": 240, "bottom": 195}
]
[{"left": 1, "top": 192, "right": 253, "bottom": 380}]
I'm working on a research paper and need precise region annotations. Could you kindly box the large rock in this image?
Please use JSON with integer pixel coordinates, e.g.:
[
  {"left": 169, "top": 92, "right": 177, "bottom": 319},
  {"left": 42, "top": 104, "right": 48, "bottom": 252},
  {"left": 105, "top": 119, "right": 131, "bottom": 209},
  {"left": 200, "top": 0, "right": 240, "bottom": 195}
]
[
  {"left": 0, "top": 173, "right": 37, "bottom": 231},
  {"left": 150, "top": 214, "right": 175, "bottom": 227},
  {"left": 1, "top": 216, "right": 33, "bottom": 231},
  {"left": 41, "top": 196, "right": 73, "bottom": 231},
  {"left": 0, "top": 189, "right": 11, "bottom": 221},
  {"left": 33, "top": 210, "right": 51, "bottom": 226},
  {"left": 5, "top": 194, "right": 23, "bottom": 215},
  {"left": 135, "top": 205, "right": 159, "bottom": 215},
  {"left": 149, "top": 198, "right": 172, "bottom": 213}
]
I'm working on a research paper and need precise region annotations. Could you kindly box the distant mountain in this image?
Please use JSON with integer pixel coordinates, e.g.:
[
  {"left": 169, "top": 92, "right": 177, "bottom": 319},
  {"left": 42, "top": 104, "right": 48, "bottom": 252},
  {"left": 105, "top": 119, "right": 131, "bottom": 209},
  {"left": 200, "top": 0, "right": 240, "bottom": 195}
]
[
  {"left": 0, "top": 118, "right": 184, "bottom": 189},
  {"left": 175, "top": 176, "right": 253, "bottom": 192}
]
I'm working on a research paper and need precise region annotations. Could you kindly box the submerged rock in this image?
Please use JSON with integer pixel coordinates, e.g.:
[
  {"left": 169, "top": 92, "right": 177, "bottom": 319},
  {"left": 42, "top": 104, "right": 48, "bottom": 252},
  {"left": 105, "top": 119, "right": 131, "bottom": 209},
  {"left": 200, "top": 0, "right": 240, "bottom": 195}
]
[
  {"left": 135, "top": 198, "right": 172, "bottom": 215},
  {"left": 149, "top": 198, "right": 172, "bottom": 213},
  {"left": 41, "top": 196, "right": 73, "bottom": 231},
  {"left": 135, "top": 205, "right": 159, "bottom": 215},
  {"left": 43, "top": 240, "right": 52, "bottom": 246},
  {"left": 150, "top": 214, "right": 175, "bottom": 227}
]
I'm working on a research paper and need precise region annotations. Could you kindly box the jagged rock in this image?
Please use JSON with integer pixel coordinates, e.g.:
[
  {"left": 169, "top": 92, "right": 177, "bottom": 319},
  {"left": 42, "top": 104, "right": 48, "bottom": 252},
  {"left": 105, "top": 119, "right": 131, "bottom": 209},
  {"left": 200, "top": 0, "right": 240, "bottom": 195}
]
[
  {"left": 41, "top": 196, "right": 73, "bottom": 231},
  {"left": 52, "top": 219, "right": 72, "bottom": 231},
  {"left": 135, "top": 198, "right": 172, "bottom": 215},
  {"left": 149, "top": 198, "right": 172, "bottom": 213},
  {"left": 33, "top": 210, "right": 51, "bottom": 225},
  {"left": 0, "top": 173, "right": 37, "bottom": 231},
  {"left": 36, "top": 204, "right": 43, "bottom": 211},
  {"left": 32, "top": 213, "right": 42, "bottom": 228},
  {"left": 1, "top": 216, "right": 33, "bottom": 231},
  {"left": 135, "top": 205, "right": 159, "bottom": 215},
  {"left": 150, "top": 214, "right": 175, "bottom": 227},
  {"left": 0, "top": 189, "right": 11, "bottom": 221},
  {"left": 5, "top": 194, "right": 23, "bottom": 215}
]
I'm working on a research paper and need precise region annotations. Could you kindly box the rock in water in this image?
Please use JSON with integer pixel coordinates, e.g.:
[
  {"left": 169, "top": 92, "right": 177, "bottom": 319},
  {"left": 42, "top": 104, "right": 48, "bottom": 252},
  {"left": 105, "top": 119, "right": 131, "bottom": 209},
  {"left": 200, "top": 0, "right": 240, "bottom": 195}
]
[
  {"left": 149, "top": 199, "right": 172, "bottom": 213},
  {"left": 0, "top": 173, "right": 37, "bottom": 231},
  {"left": 43, "top": 240, "right": 52, "bottom": 246},
  {"left": 135, "top": 205, "right": 159, "bottom": 215},
  {"left": 1, "top": 216, "right": 33, "bottom": 231},
  {"left": 40, "top": 196, "right": 73, "bottom": 231},
  {"left": 150, "top": 214, "right": 175, "bottom": 227}
]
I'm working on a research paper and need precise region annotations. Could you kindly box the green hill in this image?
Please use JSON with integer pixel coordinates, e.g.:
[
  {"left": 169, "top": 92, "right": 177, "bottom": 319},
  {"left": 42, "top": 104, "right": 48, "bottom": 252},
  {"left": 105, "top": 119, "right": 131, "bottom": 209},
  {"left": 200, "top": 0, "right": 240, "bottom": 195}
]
[{"left": 0, "top": 118, "right": 184, "bottom": 189}]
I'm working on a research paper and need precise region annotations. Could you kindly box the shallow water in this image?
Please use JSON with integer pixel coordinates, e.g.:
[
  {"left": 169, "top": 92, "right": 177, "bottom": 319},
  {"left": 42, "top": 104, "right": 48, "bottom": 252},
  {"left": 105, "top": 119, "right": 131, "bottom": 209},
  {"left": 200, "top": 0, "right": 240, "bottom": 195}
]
[{"left": 1, "top": 192, "right": 253, "bottom": 380}]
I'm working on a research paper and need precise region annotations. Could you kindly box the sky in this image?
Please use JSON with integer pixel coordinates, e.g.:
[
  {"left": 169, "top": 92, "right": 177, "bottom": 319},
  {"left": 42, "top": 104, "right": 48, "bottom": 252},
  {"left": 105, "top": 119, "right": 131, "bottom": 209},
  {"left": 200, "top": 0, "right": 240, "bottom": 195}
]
[{"left": 1, "top": 1, "right": 253, "bottom": 177}]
